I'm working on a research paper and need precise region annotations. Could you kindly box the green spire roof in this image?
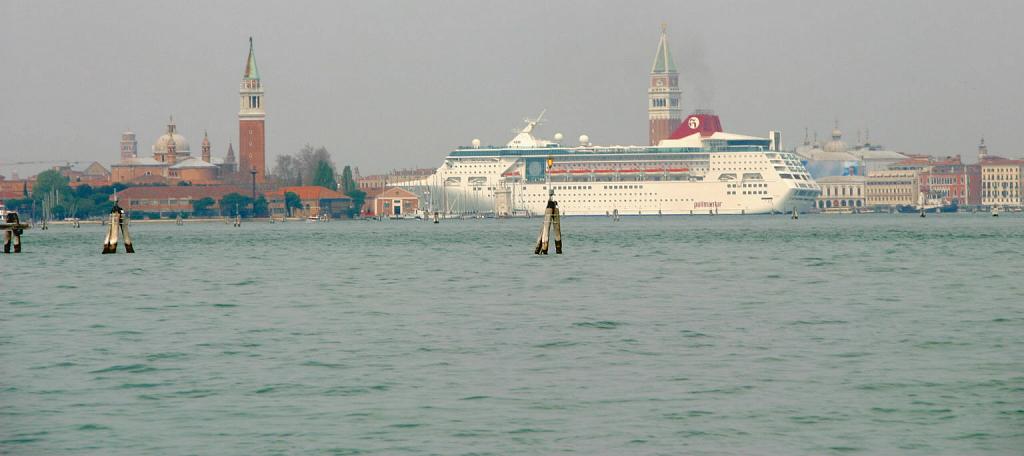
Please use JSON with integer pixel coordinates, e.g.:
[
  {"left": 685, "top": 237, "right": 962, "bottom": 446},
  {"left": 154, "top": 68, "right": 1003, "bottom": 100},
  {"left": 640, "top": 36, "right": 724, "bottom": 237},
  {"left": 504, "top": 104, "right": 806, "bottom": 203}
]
[
  {"left": 243, "top": 37, "right": 260, "bottom": 80},
  {"left": 651, "top": 24, "right": 677, "bottom": 74}
]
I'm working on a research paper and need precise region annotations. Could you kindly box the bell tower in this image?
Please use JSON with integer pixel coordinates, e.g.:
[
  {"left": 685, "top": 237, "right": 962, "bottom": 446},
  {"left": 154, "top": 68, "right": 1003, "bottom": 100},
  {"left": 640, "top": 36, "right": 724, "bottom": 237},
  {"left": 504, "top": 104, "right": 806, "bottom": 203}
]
[
  {"left": 648, "top": 24, "right": 682, "bottom": 146},
  {"left": 239, "top": 37, "right": 266, "bottom": 183}
]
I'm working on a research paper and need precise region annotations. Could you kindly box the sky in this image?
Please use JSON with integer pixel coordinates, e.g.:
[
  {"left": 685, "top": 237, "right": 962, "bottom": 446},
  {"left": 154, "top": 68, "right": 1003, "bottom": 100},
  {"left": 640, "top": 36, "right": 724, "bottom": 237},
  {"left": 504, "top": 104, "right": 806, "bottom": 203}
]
[{"left": 2, "top": 0, "right": 1023, "bottom": 177}]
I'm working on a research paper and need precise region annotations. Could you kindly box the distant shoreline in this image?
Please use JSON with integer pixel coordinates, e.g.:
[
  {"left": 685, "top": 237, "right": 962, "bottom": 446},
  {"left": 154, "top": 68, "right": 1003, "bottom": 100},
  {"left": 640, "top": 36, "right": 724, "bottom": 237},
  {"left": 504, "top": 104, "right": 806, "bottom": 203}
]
[{"left": 47, "top": 217, "right": 305, "bottom": 225}]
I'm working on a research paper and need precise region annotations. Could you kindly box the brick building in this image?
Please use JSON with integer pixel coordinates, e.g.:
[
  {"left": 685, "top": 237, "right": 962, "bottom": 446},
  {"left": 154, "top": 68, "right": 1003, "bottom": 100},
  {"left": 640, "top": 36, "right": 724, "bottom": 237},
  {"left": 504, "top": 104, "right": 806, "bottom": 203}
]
[
  {"left": 266, "top": 186, "right": 352, "bottom": 218},
  {"left": 112, "top": 121, "right": 233, "bottom": 185},
  {"left": 55, "top": 162, "right": 111, "bottom": 188},
  {"left": 891, "top": 155, "right": 981, "bottom": 207},
  {"left": 0, "top": 175, "right": 31, "bottom": 200},
  {"left": 113, "top": 185, "right": 247, "bottom": 216},
  {"left": 363, "top": 187, "right": 420, "bottom": 217}
]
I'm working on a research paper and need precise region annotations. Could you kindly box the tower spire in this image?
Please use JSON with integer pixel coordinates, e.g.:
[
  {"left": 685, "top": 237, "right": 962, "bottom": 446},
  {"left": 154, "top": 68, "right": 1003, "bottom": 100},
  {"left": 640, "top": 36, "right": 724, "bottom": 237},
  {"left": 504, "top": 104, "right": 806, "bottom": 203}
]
[
  {"left": 243, "top": 37, "right": 260, "bottom": 80},
  {"left": 201, "top": 130, "right": 211, "bottom": 163},
  {"left": 651, "top": 24, "right": 677, "bottom": 73}
]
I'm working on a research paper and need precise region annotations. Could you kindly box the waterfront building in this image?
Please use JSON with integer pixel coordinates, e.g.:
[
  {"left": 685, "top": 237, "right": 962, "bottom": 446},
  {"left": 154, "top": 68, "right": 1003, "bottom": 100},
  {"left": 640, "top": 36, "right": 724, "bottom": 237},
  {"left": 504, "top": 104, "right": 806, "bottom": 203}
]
[
  {"left": 648, "top": 24, "right": 682, "bottom": 146},
  {"left": 238, "top": 37, "right": 266, "bottom": 184},
  {"left": 981, "top": 159, "right": 1024, "bottom": 208},
  {"left": 0, "top": 175, "right": 32, "bottom": 200},
  {"left": 918, "top": 156, "right": 980, "bottom": 207},
  {"left": 363, "top": 187, "right": 420, "bottom": 217},
  {"left": 266, "top": 186, "right": 353, "bottom": 219},
  {"left": 112, "top": 185, "right": 248, "bottom": 216},
  {"left": 977, "top": 138, "right": 1023, "bottom": 208},
  {"left": 865, "top": 170, "right": 920, "bottom": 208},
  {"left": 815, "top": 175, "right": 865, "bottom": 212}
]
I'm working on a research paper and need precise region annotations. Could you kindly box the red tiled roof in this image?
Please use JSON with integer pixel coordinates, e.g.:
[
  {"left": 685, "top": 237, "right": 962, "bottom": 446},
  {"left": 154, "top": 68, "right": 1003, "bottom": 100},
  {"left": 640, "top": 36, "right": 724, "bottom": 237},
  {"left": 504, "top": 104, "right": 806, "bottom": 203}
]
[
  {"left": 113, "top": 185, "right": 248, "bottom": 200},
  {"left": 267, "top": 186, "right": 349, "bottom": 200}
]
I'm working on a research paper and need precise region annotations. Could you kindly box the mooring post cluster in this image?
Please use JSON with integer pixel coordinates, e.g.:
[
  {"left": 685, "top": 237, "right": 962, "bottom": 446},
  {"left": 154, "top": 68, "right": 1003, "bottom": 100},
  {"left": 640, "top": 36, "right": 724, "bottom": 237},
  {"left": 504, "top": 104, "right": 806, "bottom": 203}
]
[
  {"left": 2, "top": 211, "right": 28, "bottom": 254},
  {"left": 534, "top": 200, "right": 562, "bottom": 255},
  {"left": 534, "top": 156, "right": 563, "bottom": 255},
  {"left": 102, "top": 201, "right": 134, "bottom": 254}
]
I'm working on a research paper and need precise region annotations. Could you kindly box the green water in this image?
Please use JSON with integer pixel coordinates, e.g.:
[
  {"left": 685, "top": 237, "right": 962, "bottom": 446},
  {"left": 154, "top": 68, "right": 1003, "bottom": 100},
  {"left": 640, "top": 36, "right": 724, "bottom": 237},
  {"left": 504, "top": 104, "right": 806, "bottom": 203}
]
[{"left": 2, "top": 215, "right": 1023, "bottom": 454}]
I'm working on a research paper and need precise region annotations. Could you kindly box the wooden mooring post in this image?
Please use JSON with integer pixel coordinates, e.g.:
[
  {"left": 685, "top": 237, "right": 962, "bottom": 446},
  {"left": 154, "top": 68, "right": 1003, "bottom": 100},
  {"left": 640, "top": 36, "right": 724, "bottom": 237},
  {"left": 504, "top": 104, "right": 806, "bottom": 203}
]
[
  {"left": 2, "top": 210, "right": 29, "bottom": 253},
  {"left": 535, "top": 156, "right": 563, "bottom": 254},
  {"left": 102, "top": 202, "right": 134, "bottom": 254},
  {"left": 534, "top": 200, "right": 562, "bottom": 255}
]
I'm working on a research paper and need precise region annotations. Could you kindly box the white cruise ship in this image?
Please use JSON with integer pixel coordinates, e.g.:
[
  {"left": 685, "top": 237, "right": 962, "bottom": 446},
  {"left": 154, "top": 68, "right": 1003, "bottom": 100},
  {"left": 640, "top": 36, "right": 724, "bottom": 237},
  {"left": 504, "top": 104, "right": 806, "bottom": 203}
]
[{"left": 403, "top": 111, "right": 820, "bottom": 216}]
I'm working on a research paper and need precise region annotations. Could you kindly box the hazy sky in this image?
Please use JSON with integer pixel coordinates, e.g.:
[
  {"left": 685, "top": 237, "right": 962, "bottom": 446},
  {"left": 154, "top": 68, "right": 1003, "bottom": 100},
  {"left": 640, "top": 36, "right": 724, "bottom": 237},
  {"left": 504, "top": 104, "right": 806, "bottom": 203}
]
[{"left": 2, "top": 0, "right": 1022, "bottom": 177}]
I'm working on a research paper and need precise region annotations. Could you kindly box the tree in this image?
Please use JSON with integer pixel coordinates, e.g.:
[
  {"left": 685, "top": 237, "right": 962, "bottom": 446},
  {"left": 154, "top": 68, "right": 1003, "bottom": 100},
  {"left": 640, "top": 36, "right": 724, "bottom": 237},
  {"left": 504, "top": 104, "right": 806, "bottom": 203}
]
[
  {"left": 340, "top": 165, "right": 356, "bottom": 194},
  {"left": 32, "top": 170, "right": 70, "bottom": 202},
  {"left": 284, "top": 191, "right": 302, "bottom": 216},
  {"left": 272, "top": 154, "right": 300, "bottom": 185},
  {"left": 312, "top": 160, "right": 337, "bottom": 190},
  {"left": 73, "top": 198, "right": 96, "bottom": 219},
  {"left": 73, "top": 184, "right": 94, "bottom": 199},
  {"left": 347, "top": 189, "right": 366, "bottom": 218},
  {"left": 192, "top": 197, "right": 215, "bottom": 217},
  {"left": 253, "top": 195, "right": 269, "bottom": 217},
  {"left": 339, "top": 165, "right": 365, "bottom": 217},
  {"left": 219, "top": 193, "right": 253, "bottom": 217},
  {"left": 270, "top": 145, "right": 334, "bottom": 187}
]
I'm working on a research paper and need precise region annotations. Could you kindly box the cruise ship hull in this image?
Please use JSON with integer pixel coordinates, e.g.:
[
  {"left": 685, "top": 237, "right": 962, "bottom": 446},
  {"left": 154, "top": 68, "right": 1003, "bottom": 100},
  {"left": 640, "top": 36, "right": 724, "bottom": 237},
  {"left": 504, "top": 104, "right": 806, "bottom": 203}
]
[
  {"left": 401, "top": 113, "right": 821, "bottom": 216},
  {"left": 511, "top": 181, "right": 816, "bottom": 216}
]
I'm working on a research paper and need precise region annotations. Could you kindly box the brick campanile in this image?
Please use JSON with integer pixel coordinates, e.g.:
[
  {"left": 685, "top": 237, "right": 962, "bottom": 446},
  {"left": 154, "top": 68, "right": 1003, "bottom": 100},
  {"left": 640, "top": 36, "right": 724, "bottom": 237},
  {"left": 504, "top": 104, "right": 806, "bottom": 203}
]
[
  {"left": 239, "top": 37, "right": 266, "bottom": 183},
  {"left": 648, "top": 24, "right": 682, "bottom": 146}
]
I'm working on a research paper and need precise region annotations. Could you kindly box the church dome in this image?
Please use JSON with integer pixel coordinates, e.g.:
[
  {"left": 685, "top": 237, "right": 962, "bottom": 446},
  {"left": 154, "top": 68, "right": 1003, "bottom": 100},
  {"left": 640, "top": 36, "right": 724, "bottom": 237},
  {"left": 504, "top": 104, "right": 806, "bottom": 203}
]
[
  {"left": 154, "top": 132, "right": 191, "bottom": 154},
  {"left": 152, "top": 117, "right": 191, "bottom": 155},
  {"left": 823, "top": 125, "right": 847, "bottom": 153}
]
